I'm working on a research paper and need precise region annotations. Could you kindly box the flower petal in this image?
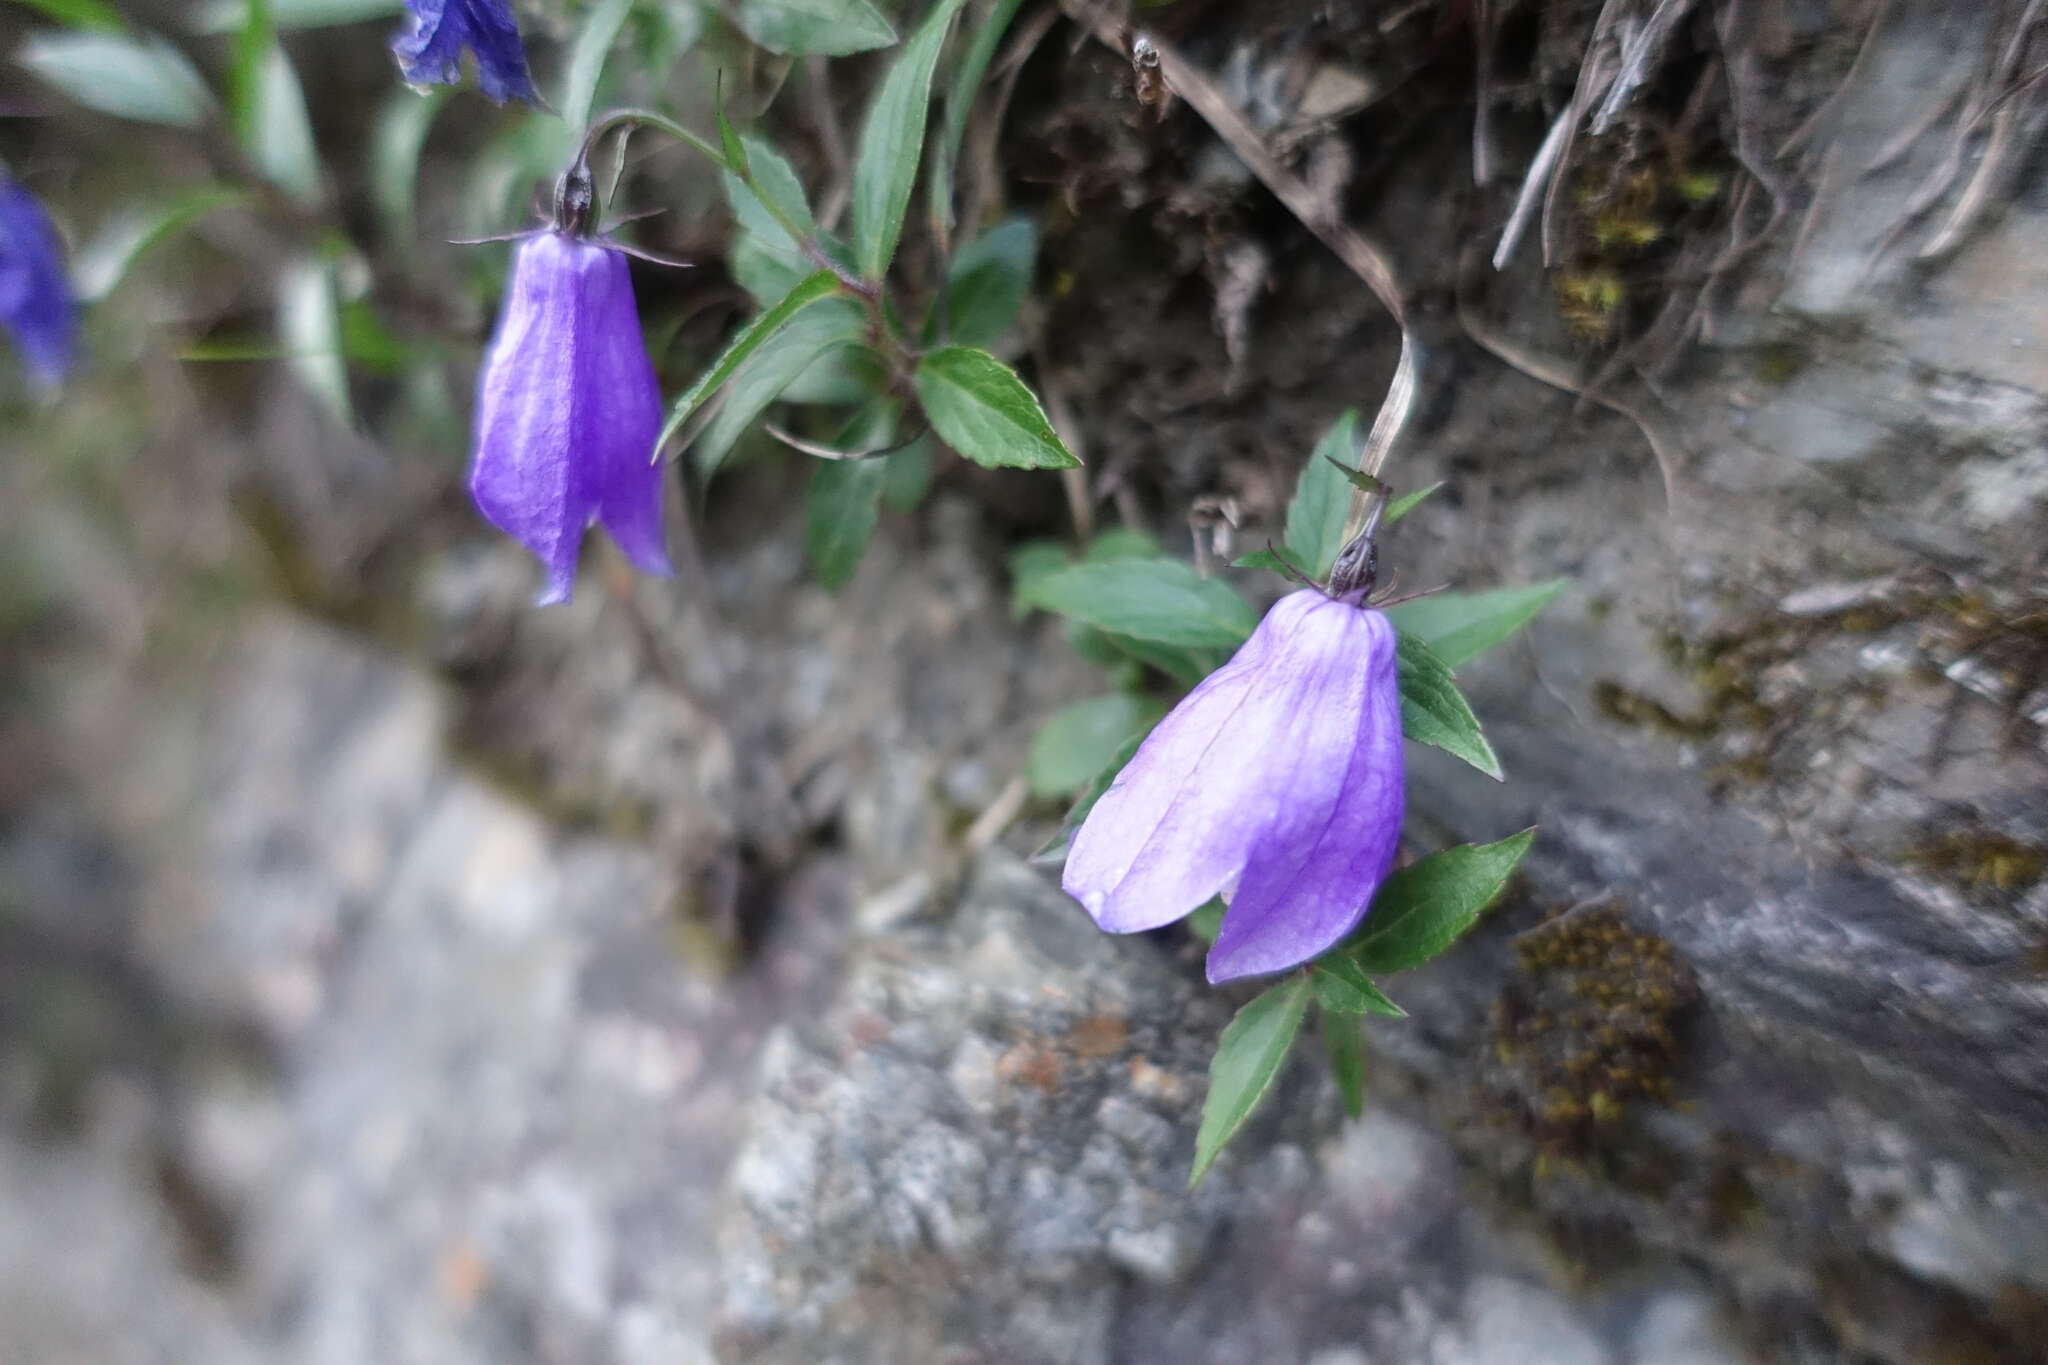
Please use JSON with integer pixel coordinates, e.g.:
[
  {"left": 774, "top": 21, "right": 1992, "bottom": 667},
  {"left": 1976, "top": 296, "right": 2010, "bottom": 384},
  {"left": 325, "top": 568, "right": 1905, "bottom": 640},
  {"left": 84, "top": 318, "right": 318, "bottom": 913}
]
[
  {"left": 0, "top": 178, "right": 76, "bottom": 389},
  {"left": 1062, "top": 589, "right": 1323, "bottom": 934},
  {"left": 391, "top": 0, "right": 537, "bottom": 105},
  {"left": 470, "top": 234, "right": 596, "bottom": 604},
  {"left": 585, "top": 250, "right": 671, "bottom": 579},
  {"left": 1206, "top": 607, "right": 1404, "bottom": 982}
]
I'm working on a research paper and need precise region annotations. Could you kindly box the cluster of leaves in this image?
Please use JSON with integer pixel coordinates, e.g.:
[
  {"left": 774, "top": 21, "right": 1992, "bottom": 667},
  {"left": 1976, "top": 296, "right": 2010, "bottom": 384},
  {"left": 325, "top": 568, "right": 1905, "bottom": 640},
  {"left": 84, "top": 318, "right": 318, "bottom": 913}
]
[{"left": 1014, "top": 411, "right": 1563, "bottom": 1183}]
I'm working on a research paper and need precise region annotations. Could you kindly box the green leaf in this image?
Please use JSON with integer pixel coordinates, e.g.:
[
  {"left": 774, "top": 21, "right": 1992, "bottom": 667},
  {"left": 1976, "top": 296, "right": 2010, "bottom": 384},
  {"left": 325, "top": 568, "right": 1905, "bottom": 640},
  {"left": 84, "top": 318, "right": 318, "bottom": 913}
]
[
  {"left": 927, "top": 0, "right": 1025, "bottom": 242},
  {"left": 693, "top": 298, "right": 867, "bottom": 477},
  {"left": 1384, "top": 480, "right": 1443, "bottom": 525},
  {"left": 1008, "top": 540, "right": 1070, "bottom": 617},
  {"left": 735, "top": 0, "right": 897, "bottom": 56},
  {"left": 729, "top": 230, "right": 812, "bottom": 306},
  {"left": 849, "top": 0, "right": 967, "bottom": 280},
  {"left": 880, "top": 436, "right": 936, "bottom": 511},
  {"left": 277, "top": 254, "right": 350, "bottom": 426},
  {"left": 14, "top": 0, "right": 125, "bottom": 32},
  {"left": 914, "top": 345, "right": 1077, "bottom": 470},
  {"left": 929, "top": 217, "right": 1035, "bottom": 347},
  {"left": 1037, "top": 726, "right": 1148, "bottom": 862},
  {"left": 1309, "top": 957, "right": 1406, "bottom": 1016},
  {"left": 1397, "top": 633, "right": 1503, "bottom": 780},
  {"left": 246, "top": 41, "right": 322, "bottom": 203},
  {"left": 72, "top": 187, "right": 248, "bottom": 302},
  {"left": 191, "top": 0, "right": 400, "bottom": 31},
  {"left": 1083, "top": 527, "right": 1160, "bottom": 561},
  {"left": 1190, "top": 976, "right": 1311, "bottom": 1188},
  {"left": 722, "top": 134, "right": 819, "bottom": 257},
  {"left": 1385, "top": 580, "right": 1566, "bottom": 671},
  {"left": 1027, "top": 694, "right": 1165, "bottom": 798},
  {"left": 231, "top": 0, "right": 273, "bottom": 151},
  {"left": 716, "top": 82, "right": 749, "bottom": 182},
  {"left": 1188, "top": 896, "right": 1225, "bottom": 943},
  {"left": 1232, "top": 545, "right": 1308, "bottom": 577},
  {"left": 560, "top": 0, "right": 635, "bottom": 133},
  {"left": 655, "top": 270, "right": 844, "bottom": 457},
  {"left": 370, "top": 86, "right": 447, "bottom": 248},
  {"left": 1349, "top": 829, "right": 1537, "bottom": 974},
  {"left": 1283, "top": 409, "right": 1360, "bottom": 580},
  {"left": 1019, "top": 558, "right": 1256, "bottom": 649},
  {"left": 17, "top": 30, "right": 212, "bottom": 128},
  {"left": 1321, "top": 1012, "right": 1368, "bottom": 1118},
  {"left": 805, "top": 452, "right": 889, "bottom": 591}
]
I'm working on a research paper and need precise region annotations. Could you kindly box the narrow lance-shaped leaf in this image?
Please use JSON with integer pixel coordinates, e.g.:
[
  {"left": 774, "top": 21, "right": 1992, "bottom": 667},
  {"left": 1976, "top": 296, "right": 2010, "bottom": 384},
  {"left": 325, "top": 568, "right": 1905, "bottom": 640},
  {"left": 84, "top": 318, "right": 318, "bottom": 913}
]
[
  {"left": 806, "top": 454, "right": 889, "bottom": 591},
  {"left": 928, "top": 217, "right": 1035, "bottom": 347},
  {"left": 1384, "top": 481, "right": 1443, "bottom": 524},
  {"left": 559, "top": 0, "right": 634, "bottom": 133},
  {"left": 913, "top": 345, "right": 1078, "bottom": 470},
  {"left": 1310, "top": 956, "right": 1406, "bottom": 1017},
  {"left": 1385, "top": 580, "right": 1567, "bottom": 671},
  {"left": 1190, "top": 976, "right": 1311, "bottom": 1187},
  {"left": 1397, "top": 633, "right": 1503, "bottom": 780},
  {"left": 722, "top": 134, "right": 820, "bottom": 257},
  {"left": 17, "top": 30, "right": 213, "bottom": 128},
  {"left": 653, "top": 271, "right": 844, "bottom": 459},
  {"left": 692, "top": 299, "right": 869, "bottom": 479},
  {"left": 248, "top": 41, "right": 322, "bottom": 203},
  {"left": 1019, "top": 558, "right": 1256, "bottom": 650},
  {"left": 74, "top": 187, "right": 249, "bottom": 302},
  {"left": 850, "top": 0, "right": 969, "bottom": 280},
  {"left": 927, "top": 0, "right": 1026, "bottom": 244},
  {"left": 16, "top": 0, "right": 125, "bottom": 32},
  {"left": 1321, "top": 1012, "right": 1368, "bottom": 1118},
  {"left": 1283, "top": 409, "right": 1361, "bottom": 580},
  {"left": 1347, "top": 829, "right": 1537, "bottom": 974},
  {"left": 278, "top": 254, "right": 350, "bottom": 426},
  {"left": 370, "top": 86, "right": 446, "bottom": 249},
  {"left": 735, "top": 0, "right": 897, "bottom": 57}
]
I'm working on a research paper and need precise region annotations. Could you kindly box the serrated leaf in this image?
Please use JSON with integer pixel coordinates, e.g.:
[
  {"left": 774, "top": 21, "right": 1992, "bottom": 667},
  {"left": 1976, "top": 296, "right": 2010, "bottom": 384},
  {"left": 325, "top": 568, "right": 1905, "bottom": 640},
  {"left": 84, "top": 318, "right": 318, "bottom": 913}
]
[
  {"left": 850, "top": 0, "right": 967, "bottom": 280},
  {"left": 805, "top": 453, "right": 888, "bottom": 591},
  {"left": 722, "top": 134, "right": 818, "bottom": 257},
  {"left": 1027, "top": 694, "right": 1165, "bottom": 798},
  {"left": 1283, "top": 409, "right": 1360, "bottom": 580},
  {"left": 1385, "top": 580, "right": 1566, "bottom": 671},
  {"left": 560, "top": 0, "right": 634, "bottom": 132},
  {"left": 1397, "top": 633, "right": 1502, "bottom": 780},
  {"left": 1019, "top": 558, "right": 1256, "bottom": 649},
  {"left": 1321, "top": 1012, "right": 1368, "bottom": 1118},
  {"left": 693, "top": 298, "right": 867, "bottom": 477},
  {"left": 17, "top": 30, "right": 212, "bottom": 128},
  {"left": 1190, "top": 976, "right": 1311, "bottom": 1188},
  {"left": 928, "top": 216, "right": 1034, "bottom": 347},
  {"left": 1310, "top": 956, "right": 1406, "bottom": 1016},
  {"left": 1349, "top": 829, "right": 1537, "bottom": 974},
  {"left": 278, "top": 254, "right": 349, "bottom": 426},
  {"left": 1384, "top": 480, "right": 1443, "bottom": 525},
  {"left": 655, "top": 270, "right": 844, "bottom": 457},
  {"left": 735, "top": 0, "right": 897, "bottom": 56},
  {"left": 928, "top": 0, "right": 1025, "bottom": 242},
  {"left": 914, "top": 345, "right": 1078, "bottom": 470},
  {"left": 73, "top": 187, "right": 248, "bottom": 302}
]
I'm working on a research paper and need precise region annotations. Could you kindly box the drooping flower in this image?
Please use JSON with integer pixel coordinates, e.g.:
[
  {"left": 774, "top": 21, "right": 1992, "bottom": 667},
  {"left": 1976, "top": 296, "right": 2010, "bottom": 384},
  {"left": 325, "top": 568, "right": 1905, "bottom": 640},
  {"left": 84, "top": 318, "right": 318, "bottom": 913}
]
[
  {"left": 1063, "top": 589, "right": 1405, "bottom": 983},
  {"left": 470, "top": 226, "right": 671, "bottom": 604},
  {"left": 391, "top": 0, "right": 538, "bottom": 104},
  {"left": 0, "top": 175, "right": 77, "bottom": 389}
]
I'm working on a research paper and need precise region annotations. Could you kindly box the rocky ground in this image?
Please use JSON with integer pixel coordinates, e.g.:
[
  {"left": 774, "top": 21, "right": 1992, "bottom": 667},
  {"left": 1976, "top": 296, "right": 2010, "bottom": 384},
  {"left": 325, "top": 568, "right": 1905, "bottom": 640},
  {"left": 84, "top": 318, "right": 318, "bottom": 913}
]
[{"left": 4, "top": 0, "right": 2047, "bottom": 1362}]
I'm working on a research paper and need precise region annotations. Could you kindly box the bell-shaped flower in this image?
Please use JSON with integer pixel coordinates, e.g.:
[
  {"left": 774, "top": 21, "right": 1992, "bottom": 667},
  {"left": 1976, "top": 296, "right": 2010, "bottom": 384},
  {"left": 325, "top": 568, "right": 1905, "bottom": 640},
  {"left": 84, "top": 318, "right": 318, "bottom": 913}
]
[
  {"left": 1063, "top": 589, "right": 1405, "bottom": 983},
  {"left": 391, "top": 0, "right": 538, "bottom": 104},
  {"left": 470, "top": 230, "right": 672, "bottom": 604},
  {"left": 0, "top": 175, "right": 76, "bottom": 389}
]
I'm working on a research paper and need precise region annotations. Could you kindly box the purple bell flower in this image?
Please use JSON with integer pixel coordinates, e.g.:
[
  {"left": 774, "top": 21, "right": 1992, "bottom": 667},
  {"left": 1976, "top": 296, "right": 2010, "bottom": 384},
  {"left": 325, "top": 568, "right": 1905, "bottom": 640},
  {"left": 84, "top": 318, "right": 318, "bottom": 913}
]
[
  {"left": 392, "top": 0, "right": 538, "bottom": 104},
  {"left": 0, "top": 176, "right": 77, "bottom": 389},
  {"left": 1063, "top": 589, "right": 1405, "bottom": 983},
  {"left": 470, "top": 227, "right": 672, "bottom": 604}
]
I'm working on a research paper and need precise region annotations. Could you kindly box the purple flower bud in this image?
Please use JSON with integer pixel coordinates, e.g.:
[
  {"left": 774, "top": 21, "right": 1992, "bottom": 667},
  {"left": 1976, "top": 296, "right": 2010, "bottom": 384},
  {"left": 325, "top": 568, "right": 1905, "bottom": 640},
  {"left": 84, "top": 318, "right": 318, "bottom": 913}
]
[
  {"left": 392, "top": 0, "right": 538, "bottom": 105},
  {"left": 1063, "top": 590, "right": 1405, "bottom": 983},
  {"left": 470, "top": 231, "right": 671, "bottom": 604},
  {"left": 0, "top": 176, "right": 77, "bottom": 390}
]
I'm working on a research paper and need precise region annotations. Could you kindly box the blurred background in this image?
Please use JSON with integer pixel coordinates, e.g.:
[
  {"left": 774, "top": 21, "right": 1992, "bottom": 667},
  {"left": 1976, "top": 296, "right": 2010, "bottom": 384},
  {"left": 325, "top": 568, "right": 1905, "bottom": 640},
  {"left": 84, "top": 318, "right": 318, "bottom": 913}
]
[{"left": 3, "top": 0, "right": 2047, "bottom": 1361}]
